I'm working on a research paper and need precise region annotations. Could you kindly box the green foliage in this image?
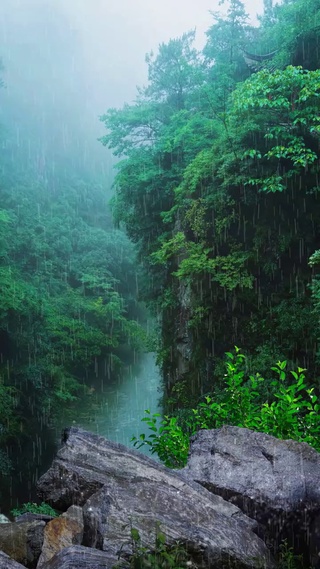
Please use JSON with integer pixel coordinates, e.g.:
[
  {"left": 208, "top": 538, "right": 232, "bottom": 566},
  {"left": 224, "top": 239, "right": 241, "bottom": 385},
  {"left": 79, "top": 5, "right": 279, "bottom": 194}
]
[
  {"left": 0, "top": 185, "right": 143, "bottom": 424},
  {"left": 115, "top": 524, "right": 304, "bottom": 569},
  {"left": 133, "top": 348, "right": 320, "bottom": 468},
  {"left": 115, "top": 523, "right": 191, "bottom": 569},
  {"left": 0, "top": 371, "right": 19, "bottom": 472},
  {"left": 10, "top": 502, "right": 58, "bottom": 518},
  {"left": 309, "top": 250, "right": 320, "bottom": 364},
  {"left": 232, "top": 65, "right": 320, "bottom": 191},
  {"left": 0, "top": 75, "right": 145, "bottom": 462},
  {"left": 153, "top": 233, "right": 253, "bottom": 289},
  {"left": 132, "top": 411, "right": 189, "bottom": 468},
  {"left": 258, "top": 0, "right": 320, "bottom": 70},
  {"left": 101, "top": 0, "right": 320, "bottom": 407},
  {"left": 277, "top": 540, "right": 303, "bottom": 569}
]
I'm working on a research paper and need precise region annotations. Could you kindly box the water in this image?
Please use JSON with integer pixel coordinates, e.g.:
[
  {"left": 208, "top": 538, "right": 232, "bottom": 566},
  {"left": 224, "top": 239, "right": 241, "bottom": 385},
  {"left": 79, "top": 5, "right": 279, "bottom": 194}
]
[
  {"left": 57, "top": 351, "right": 162, "bottom": 448},
  {"left": 1, "top": 350, "right": 162, "bottom": 516}
]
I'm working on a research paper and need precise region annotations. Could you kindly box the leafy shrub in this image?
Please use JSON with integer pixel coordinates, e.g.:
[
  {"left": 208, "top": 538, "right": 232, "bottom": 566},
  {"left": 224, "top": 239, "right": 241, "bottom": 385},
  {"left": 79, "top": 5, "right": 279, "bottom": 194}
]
[
  {"left": 10, "top": 501, "right": 58, "bottom": 518},
  {"left": 132, "top": 347, "right": 320, "bottom": 468},
  {"left": 132, "top": 412, "right": 189, "bottom": 468}
]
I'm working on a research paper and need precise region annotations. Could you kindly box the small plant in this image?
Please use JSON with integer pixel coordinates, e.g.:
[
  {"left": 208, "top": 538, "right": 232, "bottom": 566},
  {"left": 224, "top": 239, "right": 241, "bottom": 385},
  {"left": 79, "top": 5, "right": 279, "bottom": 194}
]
[
  {"left": 131, "top": 411, "right": 189, "bottom": 468},
  {"left": 114, "top": 523, "right": 191, "bottom": 569},
  {"left": 277, "top": 540, "right": 303, "bottom": 569},
  {"left": 10, "top": 501, "right": 58, "bottom": 518}
]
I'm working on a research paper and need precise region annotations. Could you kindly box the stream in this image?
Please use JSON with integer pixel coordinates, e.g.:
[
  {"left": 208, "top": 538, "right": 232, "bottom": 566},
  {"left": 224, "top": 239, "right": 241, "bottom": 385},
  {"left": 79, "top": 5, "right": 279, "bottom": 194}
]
[{"left": 1, "top": 350, "right": 162, "bottom": 516}]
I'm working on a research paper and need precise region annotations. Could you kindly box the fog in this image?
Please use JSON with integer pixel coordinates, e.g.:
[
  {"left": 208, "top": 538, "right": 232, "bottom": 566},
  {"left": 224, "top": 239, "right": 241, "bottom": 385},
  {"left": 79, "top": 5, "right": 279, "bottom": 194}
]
[
  {"left": 0, "top": 0, "right": 264, "bottom": 188},
  {"left": 60, "top": 0, "right": 265, "bottom": 107},
  {"left": 0, "top": 0, "right": 265, "bottom": 510}
]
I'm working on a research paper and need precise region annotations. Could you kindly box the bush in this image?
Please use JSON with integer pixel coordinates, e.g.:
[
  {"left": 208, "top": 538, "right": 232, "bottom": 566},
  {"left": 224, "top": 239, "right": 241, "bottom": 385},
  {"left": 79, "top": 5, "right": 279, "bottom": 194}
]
[
  {"left": 10, "top": 501, "right": 58, "bottom": 518},
  {"left": 132, "top": 347, "right": 320, "bottom": 468}
]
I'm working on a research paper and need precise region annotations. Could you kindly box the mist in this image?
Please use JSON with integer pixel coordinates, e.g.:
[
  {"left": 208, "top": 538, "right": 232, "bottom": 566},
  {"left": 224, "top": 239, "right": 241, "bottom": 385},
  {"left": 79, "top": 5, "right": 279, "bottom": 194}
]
[{"left": 0, "top": 0, "right": 264, "bottom": 189}]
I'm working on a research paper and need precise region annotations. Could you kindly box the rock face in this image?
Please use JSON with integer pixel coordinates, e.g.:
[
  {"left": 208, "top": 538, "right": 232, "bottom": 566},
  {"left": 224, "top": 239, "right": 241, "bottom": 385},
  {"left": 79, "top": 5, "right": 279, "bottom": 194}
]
[
  {"left": 0, "top": 521, "right": 45, "bottom": 568},
  {"left": 37, "top": 427, "right": 273, "bottom": 569},
  {"left": 179, "top": 426, "right": 320, "bottom": 566}
]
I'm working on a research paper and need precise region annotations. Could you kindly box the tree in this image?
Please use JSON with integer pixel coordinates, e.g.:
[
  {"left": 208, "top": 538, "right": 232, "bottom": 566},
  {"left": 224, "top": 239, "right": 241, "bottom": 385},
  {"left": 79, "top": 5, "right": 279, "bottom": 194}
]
[{"left": 102, "top": 0, "right": 320, "bottom": 412}]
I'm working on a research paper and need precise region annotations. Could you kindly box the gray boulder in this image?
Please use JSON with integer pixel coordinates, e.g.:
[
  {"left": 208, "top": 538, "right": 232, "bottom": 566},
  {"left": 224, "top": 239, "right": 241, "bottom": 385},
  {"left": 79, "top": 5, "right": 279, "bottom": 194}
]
[
  {"left": 83, "top": 479, "right": 271, "bottom": 569},
  {"left": 179, "top": 426, "right": 320, "bottom": 566},
  {"left": 0, "top": 551, "right": 27, "bottom": 569},
  {"left": 0, "top": 521, "right": 45, "bottom": 568},
  {"left": 40, "top": 545, "right": 122, "bottom": 569},
  {"left": 37, "top": 427, "right": 273, "bottom": 569}
]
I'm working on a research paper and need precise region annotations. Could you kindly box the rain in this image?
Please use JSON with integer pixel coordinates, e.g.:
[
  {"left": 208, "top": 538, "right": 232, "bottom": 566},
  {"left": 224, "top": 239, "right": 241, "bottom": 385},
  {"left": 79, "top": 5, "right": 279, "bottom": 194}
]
[{"left": 0, "top": 0, "right": 320, "bottom": 567}]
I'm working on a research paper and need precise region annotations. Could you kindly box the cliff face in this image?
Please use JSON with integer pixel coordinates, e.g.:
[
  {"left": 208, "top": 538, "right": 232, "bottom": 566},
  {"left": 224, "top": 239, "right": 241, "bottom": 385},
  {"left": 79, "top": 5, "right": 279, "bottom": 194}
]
[
  {"left": 162, "top": 216, "right": 196, "bottom": 411},
  {"left": 162, "top": 279, "right": 193, "bottom": 407}
]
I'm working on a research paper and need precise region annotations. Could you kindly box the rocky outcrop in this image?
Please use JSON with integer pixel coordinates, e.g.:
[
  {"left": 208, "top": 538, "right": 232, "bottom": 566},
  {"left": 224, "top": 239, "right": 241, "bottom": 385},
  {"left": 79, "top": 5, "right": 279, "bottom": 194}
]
[
  {"left": 36, "top": 427, "right": 273, "bottom": 569},
  {"left": 179, "top": 426, "right": 320, "bottom": 566},
  {"left": 6, "top": 425, "right": 320, "bottom": 568}
]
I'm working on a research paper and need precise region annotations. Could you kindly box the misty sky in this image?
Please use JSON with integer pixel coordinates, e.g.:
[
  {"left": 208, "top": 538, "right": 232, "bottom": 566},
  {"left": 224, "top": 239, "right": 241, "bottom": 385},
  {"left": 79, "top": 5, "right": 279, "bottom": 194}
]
[
  {"left": 0, "top": 0, "right": 266, "bottom": 182},
  {"left": 60, "top": 0, "right": 265, "bottom": 108},
  {"left": 0, "top": 0, "right": 266, "bottom": 118}
]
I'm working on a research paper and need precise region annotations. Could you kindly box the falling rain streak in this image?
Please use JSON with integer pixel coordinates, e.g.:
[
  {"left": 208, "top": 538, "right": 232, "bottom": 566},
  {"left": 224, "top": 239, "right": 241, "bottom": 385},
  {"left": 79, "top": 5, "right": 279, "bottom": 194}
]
[{"left": 0, "top": 4, "right": 320, "bottom": 567}]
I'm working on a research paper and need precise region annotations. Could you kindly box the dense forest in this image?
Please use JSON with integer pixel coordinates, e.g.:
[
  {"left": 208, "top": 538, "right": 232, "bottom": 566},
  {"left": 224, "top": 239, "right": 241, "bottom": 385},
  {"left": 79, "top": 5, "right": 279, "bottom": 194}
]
[
  {"left": 1, "top": 0, "right": 320, "bottom": 489},
  {"left": 0, "top": 2, "right": 144, "bottom": 477},
  {"left": 101, "top": 0, "right": 320, "bottom": 419}
]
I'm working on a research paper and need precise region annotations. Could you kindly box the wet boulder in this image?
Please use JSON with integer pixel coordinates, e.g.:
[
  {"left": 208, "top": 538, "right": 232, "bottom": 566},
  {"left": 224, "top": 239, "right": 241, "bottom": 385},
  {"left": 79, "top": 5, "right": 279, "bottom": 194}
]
[
  {"left": 37, "top": 506, "right": 83, "bottom": 568},
  {"left": 179, "top": 426, "right": 320, "bottom": 566},
  {"left": 82, "top": 478, "right": 272, "bottom": 569},
  {"left": 0, "top": 521, "right": 45, "bottom": 568},
  {"left": 40, "top": 545, "right": 121, "bottom": 569},
  {"left": 0, "top": 551, "right": 27, "bottom": 569},
  {"left": 37, "top": 427, "right": 273, "bottom": 569}
]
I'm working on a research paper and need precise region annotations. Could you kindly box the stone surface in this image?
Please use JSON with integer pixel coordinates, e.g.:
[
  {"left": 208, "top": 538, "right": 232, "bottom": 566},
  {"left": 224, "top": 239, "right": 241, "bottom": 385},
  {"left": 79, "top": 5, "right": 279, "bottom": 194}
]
[
  {"left": 37, "top": 427, "right": 274, "bottom": 569},
  {"left": 41, "top": 545, "right": 121, "bottom": 569},
  {"left": 83, "top": 480, "right": 272, "bottom": 569},
  {"left": 0, "top": 522, "right": 45, "bottom": 568},
  {"left": 0, "top": 517, "right": 10, "bottom": 525},
  {"left": 179, "top": 426, "right": 320, "bottom": 565},
  {"left": 0, "top": 551, "right": 27, "bottom": 569},
  {"left": 36, "top": 506, "right": 83, "bottom": 568}
]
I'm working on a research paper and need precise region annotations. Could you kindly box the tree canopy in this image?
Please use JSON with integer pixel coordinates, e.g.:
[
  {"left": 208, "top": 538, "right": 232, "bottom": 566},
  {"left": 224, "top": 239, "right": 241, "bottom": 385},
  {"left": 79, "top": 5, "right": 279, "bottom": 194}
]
[{"left": 101, "top": 0, "right": 320, "bottom": 409}]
